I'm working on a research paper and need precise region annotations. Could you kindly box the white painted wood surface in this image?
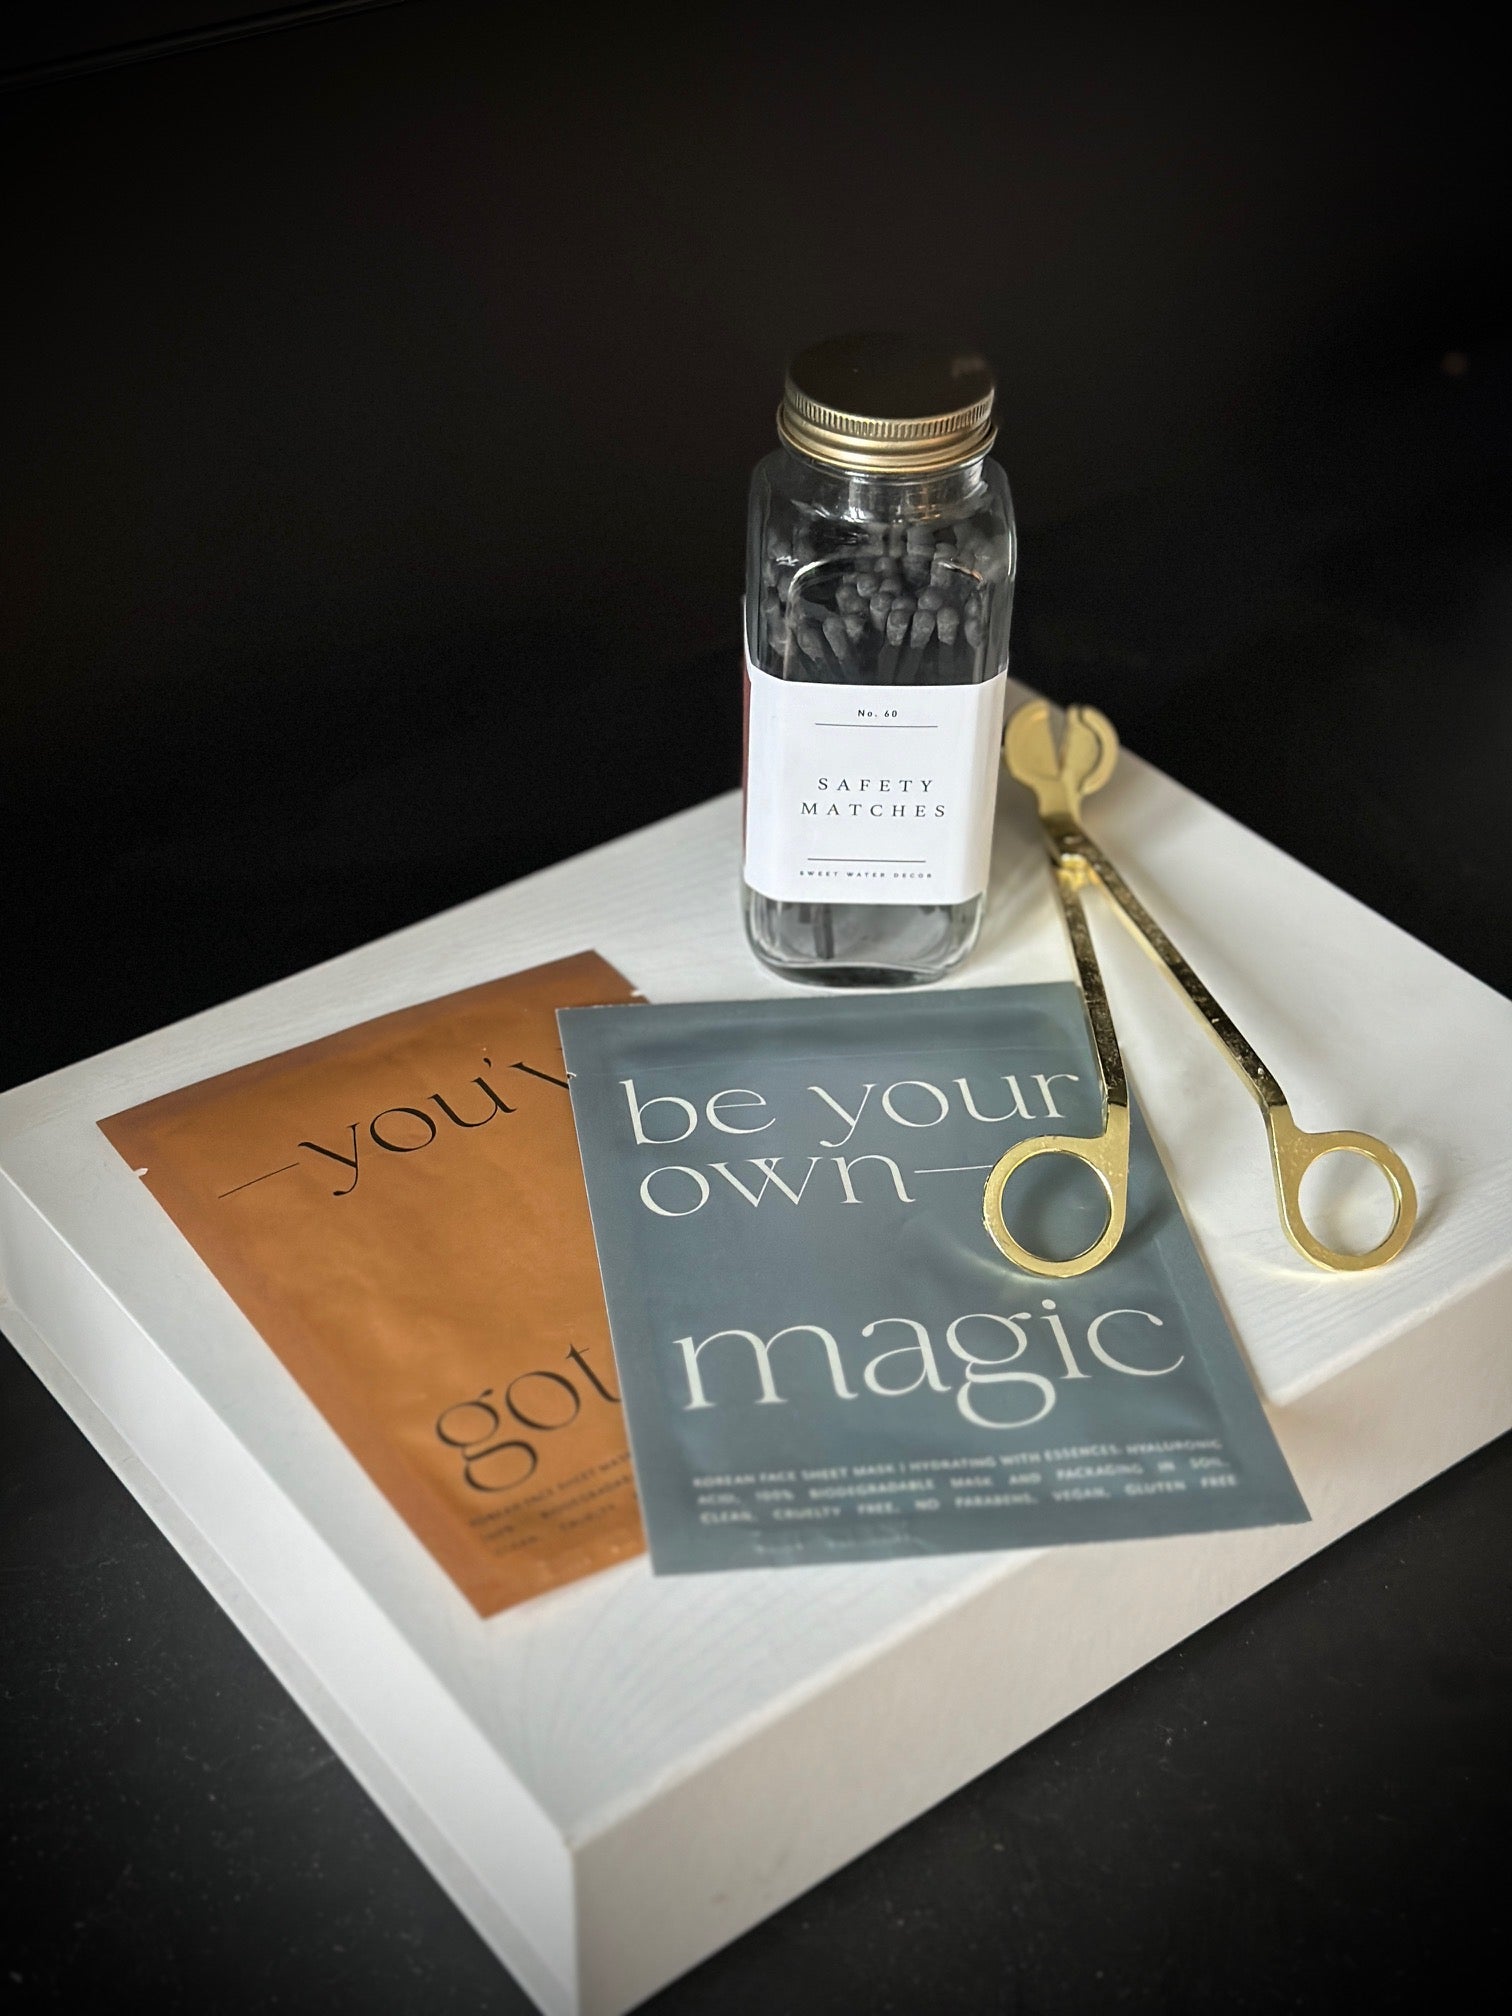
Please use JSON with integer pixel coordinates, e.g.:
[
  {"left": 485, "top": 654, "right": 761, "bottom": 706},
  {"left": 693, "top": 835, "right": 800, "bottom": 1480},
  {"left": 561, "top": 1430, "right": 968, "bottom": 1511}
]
[{"left": 3, "top": 696, "right": 1510, "bottom": 2014}]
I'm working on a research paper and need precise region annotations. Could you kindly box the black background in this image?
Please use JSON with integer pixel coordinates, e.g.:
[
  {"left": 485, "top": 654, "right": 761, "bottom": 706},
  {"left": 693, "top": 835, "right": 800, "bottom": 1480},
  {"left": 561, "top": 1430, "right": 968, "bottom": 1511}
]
[{"left": 2, "top": 4, "right": 1509, "bottom": 2012}]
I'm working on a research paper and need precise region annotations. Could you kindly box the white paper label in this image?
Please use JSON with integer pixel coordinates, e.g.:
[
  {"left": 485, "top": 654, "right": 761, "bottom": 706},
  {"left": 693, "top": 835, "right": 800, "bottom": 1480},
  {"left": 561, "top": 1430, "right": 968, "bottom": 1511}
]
[{"left": 743, "top": 657, "right": 1007, "bottom": 905}]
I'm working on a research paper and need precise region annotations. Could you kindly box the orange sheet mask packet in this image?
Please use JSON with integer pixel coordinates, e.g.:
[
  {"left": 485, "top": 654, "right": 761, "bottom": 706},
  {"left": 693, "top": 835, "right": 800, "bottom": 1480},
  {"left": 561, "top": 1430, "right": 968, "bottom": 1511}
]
[{"left": 99, "top": 951, "right": 646, "bottom": 1616}]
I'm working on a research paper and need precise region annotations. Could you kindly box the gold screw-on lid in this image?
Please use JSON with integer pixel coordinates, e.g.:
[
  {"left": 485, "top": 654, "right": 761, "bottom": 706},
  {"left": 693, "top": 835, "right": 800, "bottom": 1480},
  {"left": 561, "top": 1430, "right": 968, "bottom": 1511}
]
[{"left": 778, "top": 332, "right": 997, "bottom": 475}]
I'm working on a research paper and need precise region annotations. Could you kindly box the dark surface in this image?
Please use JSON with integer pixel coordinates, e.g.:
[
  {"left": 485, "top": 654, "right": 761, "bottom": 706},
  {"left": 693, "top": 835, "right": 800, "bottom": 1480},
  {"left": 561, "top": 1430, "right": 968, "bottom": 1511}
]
[{"left": 3, "top": 4, "right": 1511, "bottom": 2012}]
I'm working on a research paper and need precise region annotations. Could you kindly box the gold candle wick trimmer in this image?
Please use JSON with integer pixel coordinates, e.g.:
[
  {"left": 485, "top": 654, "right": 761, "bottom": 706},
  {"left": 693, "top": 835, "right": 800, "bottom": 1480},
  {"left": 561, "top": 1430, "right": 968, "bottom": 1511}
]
[{"left": 983, "top": 701, "right": 1417, "bottom": 1278}]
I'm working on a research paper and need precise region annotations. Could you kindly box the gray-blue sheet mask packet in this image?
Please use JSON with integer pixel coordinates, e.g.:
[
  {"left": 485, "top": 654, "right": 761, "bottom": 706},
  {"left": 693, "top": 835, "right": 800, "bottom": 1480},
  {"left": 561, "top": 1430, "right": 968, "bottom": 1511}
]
[{"left": 559, "top": 983, "right": 1307, "bottom": 1574}]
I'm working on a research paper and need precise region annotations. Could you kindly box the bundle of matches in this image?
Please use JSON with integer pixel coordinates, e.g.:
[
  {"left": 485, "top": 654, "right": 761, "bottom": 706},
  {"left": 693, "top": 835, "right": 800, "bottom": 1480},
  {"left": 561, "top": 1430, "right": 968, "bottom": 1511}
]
[{"left": 760, "top": 516, "right": 1004, "bottom": 685}]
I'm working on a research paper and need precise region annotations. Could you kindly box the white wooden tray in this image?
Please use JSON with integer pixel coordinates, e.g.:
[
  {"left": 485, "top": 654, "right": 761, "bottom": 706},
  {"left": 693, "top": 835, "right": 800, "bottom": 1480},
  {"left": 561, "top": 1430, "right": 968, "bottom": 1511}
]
[{"left": 3, "top": 693, "right": 1509, "bottom": 2015}]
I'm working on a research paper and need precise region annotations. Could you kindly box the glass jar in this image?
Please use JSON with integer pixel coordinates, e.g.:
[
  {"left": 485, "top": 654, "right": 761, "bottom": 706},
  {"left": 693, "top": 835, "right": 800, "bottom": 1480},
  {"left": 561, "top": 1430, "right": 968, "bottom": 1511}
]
[{"left": 742, "top": 333, "right": 1016, "bottom": 987}]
